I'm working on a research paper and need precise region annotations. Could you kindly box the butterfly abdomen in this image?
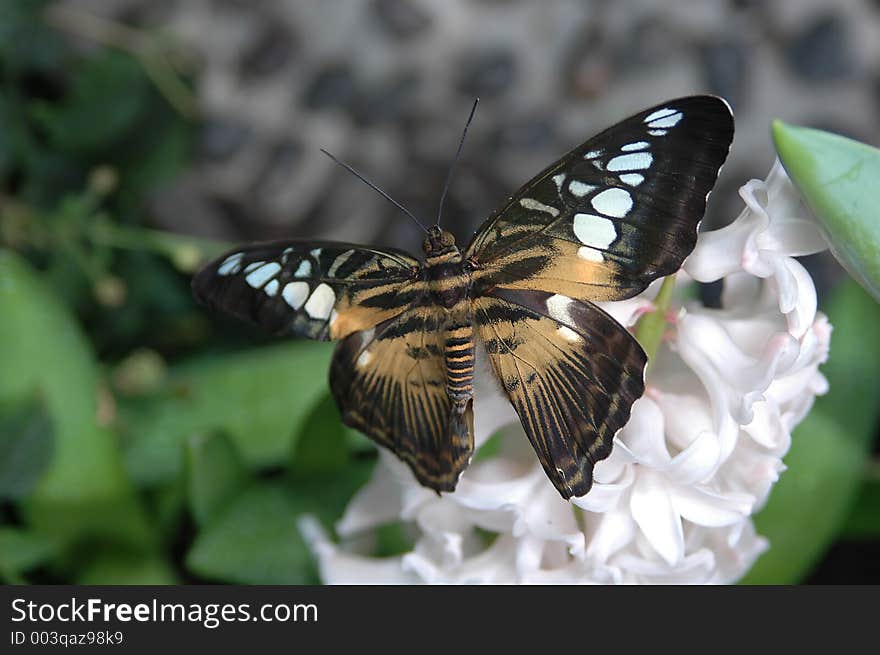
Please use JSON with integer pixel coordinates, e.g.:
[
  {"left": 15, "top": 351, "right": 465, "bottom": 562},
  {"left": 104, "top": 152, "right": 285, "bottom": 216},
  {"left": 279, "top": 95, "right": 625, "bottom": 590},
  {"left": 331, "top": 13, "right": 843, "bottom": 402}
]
[{"left": 444, "top": 317, "right": 475, "bottom": 403}]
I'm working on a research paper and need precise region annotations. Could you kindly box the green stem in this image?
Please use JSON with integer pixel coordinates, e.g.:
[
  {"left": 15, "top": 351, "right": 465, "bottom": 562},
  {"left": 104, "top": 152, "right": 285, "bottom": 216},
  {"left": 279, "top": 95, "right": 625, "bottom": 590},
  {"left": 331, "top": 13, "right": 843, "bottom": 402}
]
[
  {"left": 86, "top": 219, "right": 231, "bottom": 272},
  {"left": 634, "top": 274, "right": 677, "bottom": 366}
]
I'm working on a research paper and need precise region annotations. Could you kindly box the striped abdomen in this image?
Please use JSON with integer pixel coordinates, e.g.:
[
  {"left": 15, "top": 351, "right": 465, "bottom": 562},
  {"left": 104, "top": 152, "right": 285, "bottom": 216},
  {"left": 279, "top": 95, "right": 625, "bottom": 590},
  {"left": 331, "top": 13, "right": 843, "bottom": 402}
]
[{"left": 444, "top": 309, "right": 475, "bottom": 403}]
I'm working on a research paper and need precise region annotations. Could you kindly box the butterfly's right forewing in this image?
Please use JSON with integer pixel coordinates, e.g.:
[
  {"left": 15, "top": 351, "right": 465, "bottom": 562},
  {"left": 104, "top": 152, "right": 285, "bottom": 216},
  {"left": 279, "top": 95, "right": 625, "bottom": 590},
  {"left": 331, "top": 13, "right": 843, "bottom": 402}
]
[{"left": 192, "top": 241, "right": 421, "bottom": 341}]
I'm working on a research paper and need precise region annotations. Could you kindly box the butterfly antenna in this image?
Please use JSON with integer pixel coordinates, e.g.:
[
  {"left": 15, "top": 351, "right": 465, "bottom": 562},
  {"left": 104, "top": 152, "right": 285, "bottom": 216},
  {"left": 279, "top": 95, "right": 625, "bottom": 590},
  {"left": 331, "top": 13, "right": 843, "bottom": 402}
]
[
  {"left": 320, "top": 148, "right": 429, "bottom": 234},
  {"left": 436, "top": 97, "right": 479, "bottom": 228}
]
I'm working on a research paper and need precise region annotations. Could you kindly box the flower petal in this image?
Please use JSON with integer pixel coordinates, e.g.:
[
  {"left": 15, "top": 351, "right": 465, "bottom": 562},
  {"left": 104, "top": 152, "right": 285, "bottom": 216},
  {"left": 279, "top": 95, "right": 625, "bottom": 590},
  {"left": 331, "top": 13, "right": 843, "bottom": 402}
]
[{"left": 630, "top": 470, "right": 684, "bottom": 566}]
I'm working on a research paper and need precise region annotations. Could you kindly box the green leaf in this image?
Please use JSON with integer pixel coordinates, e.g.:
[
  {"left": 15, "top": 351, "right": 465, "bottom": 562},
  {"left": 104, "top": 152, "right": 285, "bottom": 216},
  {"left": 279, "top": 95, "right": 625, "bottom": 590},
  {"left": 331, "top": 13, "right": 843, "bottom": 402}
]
[
  {"left": 76, "top": 552, "right": 178, "bottom": 585},
  {"left": 812, "top": 282, "right": 880, "bottom": 438},
  {"left": 741, "top": 281, "right": 880, "bottom": 583},
  {"left": 289, "top": 394, "right": 350, "bottom": 476},
  {"left": 0, "top": 1, "right": 64, "bottom": 74},
  {"left": 0, "top": 527, "right": 57, "bottom": 583},
  {"left": 772, "top": 120, "right": 880, "bottom": 302},
  {"left": 0, "top": 394, "right": 54, "bottom": 500},
  {"left": 185, "top": 431, "right": 250, "bottom": 528},
  {"left": 120, "top": 341, "right": 334, "bottom": 486},
  {"left": 0, "top": 250, "right": 154, "bottom": 550},
  {"left": 375, "top": 521, "right": 416, "bottom": 557},
  {"left": 473, "top": 431, "right": 503, "bottom": 463},
  {"left": 186, "top": 483, "right": 318, "bottom": 584},
  {"left": 30, "top": 51, "right": 149, "bottom": 152},
  {"left": 839, "top": 478, "right": 880, "bottom": 539}
]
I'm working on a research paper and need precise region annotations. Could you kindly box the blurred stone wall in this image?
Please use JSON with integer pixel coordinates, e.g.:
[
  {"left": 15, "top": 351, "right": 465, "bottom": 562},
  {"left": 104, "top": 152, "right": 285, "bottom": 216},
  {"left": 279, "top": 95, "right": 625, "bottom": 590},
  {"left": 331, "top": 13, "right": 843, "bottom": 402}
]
[{"left": 59, "top": 0, "right": 880, "bottom": 258}]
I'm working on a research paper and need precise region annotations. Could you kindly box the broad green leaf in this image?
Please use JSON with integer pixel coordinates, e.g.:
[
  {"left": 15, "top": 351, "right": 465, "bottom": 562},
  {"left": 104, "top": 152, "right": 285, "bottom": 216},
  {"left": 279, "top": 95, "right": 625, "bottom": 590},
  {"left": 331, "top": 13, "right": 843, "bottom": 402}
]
[
  {"left": 30, "top": 51, "right": 148, "bottom": 152},
  {"left": 76, "top": 551, "right": 178, "bottom": 585},
  {"left": 185, "top": 431, "right": 250, "bottom": 528},
  {"left": 146, "top": 477, "right": 187, "bottom": 545},
  {"left": 0, "top": 250, "right": 154, "bottom": 549},
  {"left": 121, "top": 341, "right": 334, "bottom": 486},
  {"left": 839, "top": 479, "right": 880, "bottom": 539},
  {"left": 289, "top": 394, "right": 350, "bottom": 476},
  {"left": 742, "top": 281, "right": 880, "bottom": 583},
  {"left": 0, "top": 1, "right": 64, "bottom": 74},
  {"left": 811, "top": 282, "right": 880, "bottom": 438},
  {"left": 473, "top": 431, "right": 503, "bottom": 463},
  {"left": 773, "top": 121, "right": 880, "bottom": 302},
  {"left": 289, "top": 394, "right": 377, "bottom": 530},
  {"left": 0, "top": 394, "right": 53, "bottom": 499},
  {"left": 0, "top": 527, "right": 57, "bottom": 583},
  {"left": 375, "top": 521, "right": 416, "bottom": 558},
  {"left": 186, "top": 483, "right": 318, "bottom": 584}
]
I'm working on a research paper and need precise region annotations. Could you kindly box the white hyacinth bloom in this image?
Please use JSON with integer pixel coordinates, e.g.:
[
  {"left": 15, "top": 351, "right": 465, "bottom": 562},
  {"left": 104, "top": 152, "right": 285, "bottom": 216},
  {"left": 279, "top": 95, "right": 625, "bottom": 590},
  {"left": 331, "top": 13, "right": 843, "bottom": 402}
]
[{"left": 299, "top": 160, "right": 832, "bottom": 584}]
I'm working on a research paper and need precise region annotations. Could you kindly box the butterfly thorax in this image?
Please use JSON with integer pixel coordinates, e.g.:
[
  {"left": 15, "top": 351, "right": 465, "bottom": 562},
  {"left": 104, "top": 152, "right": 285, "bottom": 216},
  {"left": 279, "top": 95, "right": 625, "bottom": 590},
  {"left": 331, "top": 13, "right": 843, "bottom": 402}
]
[{"left": 423, "top": 227, "right": 472, "bottom": 309}]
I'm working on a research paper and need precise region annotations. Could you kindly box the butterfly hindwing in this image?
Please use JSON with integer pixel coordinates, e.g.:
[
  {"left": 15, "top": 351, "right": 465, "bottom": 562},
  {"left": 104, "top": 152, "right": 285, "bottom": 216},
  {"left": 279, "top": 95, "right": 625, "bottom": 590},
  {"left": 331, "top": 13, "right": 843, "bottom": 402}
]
[
  {"left": 330, "top": 305, "right": 473, "bottom": 492},
  {"left": 474, "top": 287, "right": 646, "bottom": 499},
  {"left": 192, "top": 241, "right": 420, "bottom": 341},
  {"left": 467, "top": 95, "right": 734, "bottom": 302}
]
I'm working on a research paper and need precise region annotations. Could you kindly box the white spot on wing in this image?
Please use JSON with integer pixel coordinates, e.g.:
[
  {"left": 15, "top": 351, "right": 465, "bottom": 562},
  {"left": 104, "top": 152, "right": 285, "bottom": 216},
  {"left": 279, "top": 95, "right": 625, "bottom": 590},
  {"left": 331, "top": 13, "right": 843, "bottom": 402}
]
[
  {"left": 607, "top": 152, "right": 653, "bottom": 172},
  {"left": 584, "top": 149, "right": 603, "bottom": 160},
  {"left": 243, "top": 261, "right": 265, "bottom": 274},
  {"left": 304, "top": 283, "right": 335, "bottom": 320},
  {"left": 552, "top": 173, "right": 566, "bottom": 192},
  {"left": 310, "top": 248, "right": 322, "bottom": 259},
  {"left": 621, "top": 141, "right": 650, "bottom": 151},
  {"left": 591, "top": 188, "right": 633, "bottom": 218},
  {"left": 644, "top": 107, "right": 677, "bottom": 123},
  {"left": 245, "top": 262, "right": 280, "bottom": 288},
  {"left": 294, "top": 260, "right": 312, "bottom": 278},
  {"left": 577, "top": 246, "right": 604, "bottom": 262},
  {"left": 357, "top": 349, "right": 373, "bottom": 369},
  {"left": 546, "top": 294, "right": 576, "bottom": 325},
  {"left": 519, "top": 198, "right": 559, "bottom": 216},
  {"left": 648, "top": 129, "right": 667, "bottom": 136},
  {"left": 567, "top": 180, "right": 596, "bottom": 197},
  {"left": 573, "top": 214, "right": 617, "bottom": 249},
  {"left": 327, "top": 249, "right": 354, "bottom": 277},
  {"left": 282, "top": 282, "right": 309, "bottom": 310},
  {"left": 619, "top": 173, "right": 644, "bottom": 187},
  {"left": 648, "top": 112, "right": 683, "bottom": 129},
  {"left": 557, "top": 326, "right": 582, "bottom": 343},
  {"left": 264, "top": 279, "right": 280, "bottom": 296},
  {"left": 217, "top": 253, "right": 243, "bottom": 275}
]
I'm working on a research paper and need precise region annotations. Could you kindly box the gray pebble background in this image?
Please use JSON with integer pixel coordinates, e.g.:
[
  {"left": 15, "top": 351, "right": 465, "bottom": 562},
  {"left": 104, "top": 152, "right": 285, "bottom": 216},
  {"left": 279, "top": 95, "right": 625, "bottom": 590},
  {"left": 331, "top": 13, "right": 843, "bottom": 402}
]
[{"left": 62, "top": 0, "right": 880, "bottom": 268}]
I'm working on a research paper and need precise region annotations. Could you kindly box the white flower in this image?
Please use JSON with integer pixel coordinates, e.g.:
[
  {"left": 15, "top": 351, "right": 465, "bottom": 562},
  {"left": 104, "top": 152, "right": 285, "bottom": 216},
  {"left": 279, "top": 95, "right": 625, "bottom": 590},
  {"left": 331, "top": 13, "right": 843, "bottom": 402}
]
[{"left": 299, "top": 160, "right": 831, "bottom": 584}]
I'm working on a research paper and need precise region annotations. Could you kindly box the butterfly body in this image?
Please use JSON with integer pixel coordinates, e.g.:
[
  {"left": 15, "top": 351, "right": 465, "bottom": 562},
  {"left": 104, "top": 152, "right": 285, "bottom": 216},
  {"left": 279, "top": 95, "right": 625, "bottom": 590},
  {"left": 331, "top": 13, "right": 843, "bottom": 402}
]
[{"left": 193, "top": 95, "right": 735, "bottom": 499}]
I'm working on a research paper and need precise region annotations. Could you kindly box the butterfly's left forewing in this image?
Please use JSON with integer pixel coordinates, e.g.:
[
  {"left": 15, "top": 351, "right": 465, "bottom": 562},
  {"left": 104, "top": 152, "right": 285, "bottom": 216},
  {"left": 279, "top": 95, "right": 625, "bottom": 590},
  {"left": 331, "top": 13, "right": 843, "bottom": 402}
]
[
  {"left": 467, "top": 95, "right": 734, "bottom": 302},
  {"left": 192, "top": 241, "right": 421, "bottom": 341}
]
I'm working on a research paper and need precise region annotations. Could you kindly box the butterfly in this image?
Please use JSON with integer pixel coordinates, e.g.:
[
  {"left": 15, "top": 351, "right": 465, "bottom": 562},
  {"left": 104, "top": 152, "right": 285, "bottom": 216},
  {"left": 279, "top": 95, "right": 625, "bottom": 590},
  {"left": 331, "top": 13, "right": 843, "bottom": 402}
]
[{"left": 192, "top": 95, "right": 734, "bottom": 499}]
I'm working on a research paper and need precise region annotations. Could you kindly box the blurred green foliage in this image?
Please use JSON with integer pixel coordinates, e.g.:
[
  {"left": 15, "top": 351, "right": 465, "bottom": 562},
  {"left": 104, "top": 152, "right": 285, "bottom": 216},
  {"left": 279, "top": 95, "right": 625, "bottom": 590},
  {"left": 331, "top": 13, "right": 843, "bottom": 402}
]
[
  {"left": 0, "top": 3, "right": 377, "bottom": 584},
  {"left": 0, "top": 2, "right": 878, "bottom": 585}
]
